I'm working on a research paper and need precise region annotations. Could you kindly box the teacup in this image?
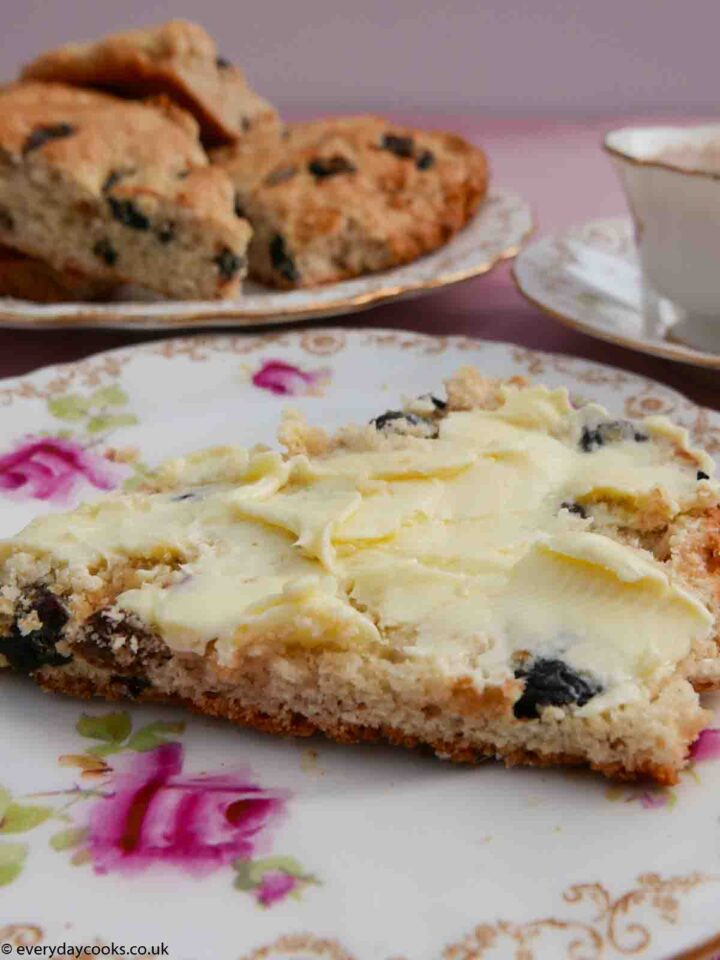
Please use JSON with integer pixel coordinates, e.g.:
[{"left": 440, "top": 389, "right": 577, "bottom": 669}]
[{"left": 605, "top": 124, "right": 720, "bottom": 354}]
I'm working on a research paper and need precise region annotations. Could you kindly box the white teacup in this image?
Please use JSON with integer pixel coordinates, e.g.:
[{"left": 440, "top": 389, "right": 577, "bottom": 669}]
[{"left": 605, "top": 124, "right": 720, "bottom": 354}]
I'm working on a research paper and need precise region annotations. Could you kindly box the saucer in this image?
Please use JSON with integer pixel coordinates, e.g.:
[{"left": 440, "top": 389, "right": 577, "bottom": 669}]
[{"left": 512, "top": 216, "right": 720, "bottom": 370}]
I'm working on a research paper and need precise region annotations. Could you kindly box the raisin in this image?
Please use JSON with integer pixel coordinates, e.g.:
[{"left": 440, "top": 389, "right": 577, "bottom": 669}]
[
  {"left": 93, "top": 238, "right": 117, "bottom": 266},
  {"left": 22, "top": 123, "right": 76, "bottom": 155},
  {"left": 416, "top": 149, "right": 435, "bottom": 170},
  {"left": 156, "top": 221, "right": 175, "bottom": 244},
  {"left": 214, "top": 247, "right": 244, "bottom": 280},
  {"left": 79, "top": 608, "right": 171, "bottom": 673},
  {"left": 264, "top": 165, "right": 298, "bottom": 187},
  {"left": 269, "top": 234, "right": 299, "bottom": 283},
  {"left": 108, "top": 197, "right": 150, "bottom": 231},
  {"left": 233, "top": 193, "right": 246, "bottom": 218},
  {"left": 216, "top": 56, "right": 232, "bottom": 69},
  {"left": 371, "top": 410, "right": 439, "bottom": 438},
  {"left": 241, "top": 117, "right": 251, "bottom": 133},
  {"left": 561, "top": 501, "right": 587, "bottom": 518},
  {"left": 308, "top": 155, "right": 357, "bottom": 179},
  {"left": 0, "top": 205, "right": 14, "bottom": 231},
  {"left": 111, "top": 675, "right": 150, "bottom": 698},
  {"left": 698, "top": 470, "right": 710, "bottom": 481},
  {"left": 513, "top": 658, "right": 600, "bottom": 719},
  {"left": 0, "top": 589, "right": 69, "bottom": 673},
  {"left": 580, "top": 420, "right": 648, "bottom": 453},
  {"left": 380, "top": 133, "right": 415, "bottom": 158},
  {"left": 417, "top": 393, "right": 447, "bottom": 411},
  {"left": 102, "top": 168, "right": 135, "bottom": 193}
]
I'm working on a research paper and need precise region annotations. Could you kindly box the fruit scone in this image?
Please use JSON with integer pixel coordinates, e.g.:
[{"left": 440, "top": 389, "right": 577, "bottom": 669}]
[
  {"left": 21, "top": 20, "right": 280, "bottom": 147},
  {"left": 213, "top": 116, "right": 488, "bottom": 288},
  {"left": 1, "top": 370, "right": 718, "bottom": 784},
  {"left": 0, "top": 82, "right": 250, "bottom": 300},
  {"left": 0, "top": 245, "right": 116, "bottom": 303}
]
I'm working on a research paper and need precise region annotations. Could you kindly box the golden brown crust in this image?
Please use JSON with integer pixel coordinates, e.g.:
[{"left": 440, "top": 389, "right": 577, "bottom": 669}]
[
  {"left": 21, "top": 20, "right": 279, "bottom": 147},
  {"left": 214, "top": 115, "right": 488, "bottom": 289},
  {"left": 0, "top": 245, "right": 115, "bottom": 303},
  {"left": 35, "top": 668, "right": 681, "bottom": 785}
]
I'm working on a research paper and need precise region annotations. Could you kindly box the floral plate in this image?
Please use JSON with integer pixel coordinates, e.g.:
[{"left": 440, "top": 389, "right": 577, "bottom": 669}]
[
  {"left": 0, "top": 189, "right": 531, "bottom": 331},
  {"left": 512, "top": 217, "right": 720, "bottom": 370},
  {"left": 0, "top": 328, "right": 719, "bottom": 960}
]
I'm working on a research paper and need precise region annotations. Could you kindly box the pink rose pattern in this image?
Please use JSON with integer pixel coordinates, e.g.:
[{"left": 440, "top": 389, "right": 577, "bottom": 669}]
[
  {"left": 21, "top": 712, "right": 320, "bottom": 908},
  {"left": 690, "top": 728, "right": 720, "bottom": 763},
  {"left": 86, "top": 742, "right": 286, "bottom": 878},
  {"left": 256, "top": 870, "right": 298, "bottom": 907},
  {"left": 251, "top": 359, "right": 330, "bottom": 396},
  {"left": 0, "top": 436, "right": 120, "bottom": 504}
]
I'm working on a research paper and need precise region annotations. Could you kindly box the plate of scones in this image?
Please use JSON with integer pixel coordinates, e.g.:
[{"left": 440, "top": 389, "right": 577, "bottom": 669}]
[
  {"left": 0, "top": 327, "right": 718, "bottom": 959},
  {"left": 0, "top": 20, "right": 531, "bottom": 329}
]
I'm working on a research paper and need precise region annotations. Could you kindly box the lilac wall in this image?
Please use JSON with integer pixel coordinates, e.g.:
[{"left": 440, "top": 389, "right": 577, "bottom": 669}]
[{"left": 2, "top": 0, "right": 717, "bottom": 116}]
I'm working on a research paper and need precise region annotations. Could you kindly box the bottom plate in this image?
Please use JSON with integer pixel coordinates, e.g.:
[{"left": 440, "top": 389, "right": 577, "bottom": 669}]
[{"left": 0, "top": 328, "right": 718, "bottom": 960}]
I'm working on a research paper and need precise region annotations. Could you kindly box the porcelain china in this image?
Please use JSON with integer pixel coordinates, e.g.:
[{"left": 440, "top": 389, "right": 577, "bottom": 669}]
[
  {"left": 513, "top": 215, "right": 720, "bottom": 370},
  {"left": 605, "top": 124, "right": 720, "bottom": 354},
  {"left": 0, "top": 328, "right": 718, "bottom": 960},
  {"left": 0, "top": 188, "right": 530, "bottom": 331}
]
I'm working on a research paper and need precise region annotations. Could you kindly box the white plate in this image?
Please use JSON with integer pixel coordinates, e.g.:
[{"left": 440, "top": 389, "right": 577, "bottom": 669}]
[
  {"left": 512, "top": 216, "right": 720, "bottom": 370},
  {"left": 0, "top": 188, "right": 531, "bottom": 331},
  {"left": 0, "top": 329, "right": 718, "bottom": 960}
]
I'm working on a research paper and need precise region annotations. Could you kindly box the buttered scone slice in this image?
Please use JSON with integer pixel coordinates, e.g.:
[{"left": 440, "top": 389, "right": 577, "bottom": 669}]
[
  {"left": 0, "top": 371, "right": 718, "bottom": 784},
  {"left": 214, "top": 116, "right": 488, "bottom": 289},
  {"left": 21, "top": 20, "right": 279, "bottom": 147}
]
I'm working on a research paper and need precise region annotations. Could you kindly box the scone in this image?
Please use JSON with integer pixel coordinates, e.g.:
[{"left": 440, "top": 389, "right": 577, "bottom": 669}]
[
  {"left": 214, "top": 116, "right": 488, "bottom": 288},
  {"left": 0, "top": 82, "right": 250, "bottom": 300},
  {"left": 1, "top": 370, "right": 718, "bottom": 785},
  {"left": 0, "top": 245, "right": 115, "bottom": 303},
  {"left": 21, "top": 20, "right": 279, "bottom": 147}
]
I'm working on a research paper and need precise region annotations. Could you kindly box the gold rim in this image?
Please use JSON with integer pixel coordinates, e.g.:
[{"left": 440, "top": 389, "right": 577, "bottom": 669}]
[
  {"left": 673, "top": 930, "right": 720, "bottom": 960},
  {"left": 511, "top": 249, "right": 720, "bottom": 372},
  {"left": 603, "top": 128, "right": 720, "bottom": 181},
  {"left": 0, "top": 197, "right": 535, "bottom": 330}
]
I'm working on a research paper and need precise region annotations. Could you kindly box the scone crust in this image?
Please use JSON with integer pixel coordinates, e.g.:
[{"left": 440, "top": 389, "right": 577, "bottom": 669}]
[
  {"left": 21, "top": 19, "right": 279, "bottom": 146},
  {"left": 215, "top": 115, "right": 489, "bottom": 288},
  {"left": 0, "top": 245, "right": 114, "bottom": 303},
  {"left": 0, "top": 82, "right": 250, "bottom": 299}
]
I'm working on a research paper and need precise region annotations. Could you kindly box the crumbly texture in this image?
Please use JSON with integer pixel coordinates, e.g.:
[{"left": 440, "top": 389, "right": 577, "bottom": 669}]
[
  {"left": 0, "top": 82, "right": 250, "bottom": 300},
  {"left": 0, "top": 245, "right": 115, "bottom": 303},
  {"left": 21, "top": 20, "right": 279, "bottom": 148},
  {"left": 1, "top": 369, "right": 718, "bottom": 785},
  {"left": 213, "top": 116, "right": 488, "bottom": 288}
]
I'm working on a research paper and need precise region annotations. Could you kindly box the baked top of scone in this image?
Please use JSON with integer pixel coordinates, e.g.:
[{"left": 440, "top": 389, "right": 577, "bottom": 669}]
[
  {"left": 1, "top": 370, "right": 718, "bottom": 783},
  {"left": 0, "top": 82, "right": 250, "bottom": 300},
  {"left": 214, "top": 116, "right": 488, "bottom": 288},
  {"left": 21, "top": 19, "right": 279, "bottom": 147}
]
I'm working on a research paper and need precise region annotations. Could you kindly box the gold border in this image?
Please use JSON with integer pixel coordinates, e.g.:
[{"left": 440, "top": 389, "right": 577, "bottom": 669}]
[
  {"left": 0, "top": 198, "right": 535, "bottom": 331},
  {"left": 674, "top": 930, "right": 720, "bottom": 960},
  {"left": 510, "top": 250, "right": 720, "bottom": 372},
  {"left": 603, "top": 126, "right": 720, "bottom": 180}
]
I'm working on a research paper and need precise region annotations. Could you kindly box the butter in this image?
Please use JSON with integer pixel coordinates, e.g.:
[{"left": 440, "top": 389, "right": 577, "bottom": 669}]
[{"left": 5, "top": 384, "right": 716, "bottom": 710}]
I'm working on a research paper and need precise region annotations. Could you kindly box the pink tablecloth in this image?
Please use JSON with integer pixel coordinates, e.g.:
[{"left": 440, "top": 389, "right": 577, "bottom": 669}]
[{"left": 0, "top": 116, "right": 717, "bottom": 409}]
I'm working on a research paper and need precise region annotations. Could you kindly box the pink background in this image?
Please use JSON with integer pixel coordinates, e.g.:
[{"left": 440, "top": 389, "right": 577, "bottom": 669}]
[{"left": 4, "top": 0, "right": 720, "bottom": 116}]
